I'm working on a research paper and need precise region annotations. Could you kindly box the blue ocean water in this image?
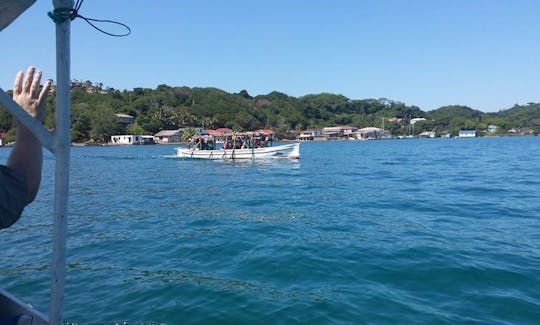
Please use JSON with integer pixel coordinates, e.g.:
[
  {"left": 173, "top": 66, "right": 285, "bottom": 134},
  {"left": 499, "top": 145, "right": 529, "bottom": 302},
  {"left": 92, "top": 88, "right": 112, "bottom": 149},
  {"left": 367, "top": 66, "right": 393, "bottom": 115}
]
[{"left": 1, "top": 137, "right": 540, "bottom": 323}]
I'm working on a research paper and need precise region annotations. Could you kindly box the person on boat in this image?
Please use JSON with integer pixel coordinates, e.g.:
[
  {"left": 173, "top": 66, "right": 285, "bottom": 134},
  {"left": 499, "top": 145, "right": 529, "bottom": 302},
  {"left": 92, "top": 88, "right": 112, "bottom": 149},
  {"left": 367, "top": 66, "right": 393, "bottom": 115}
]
[
  {"left": 195, "top": 137, "right": 203, "bottom": 150},
  {"left": 204, "top": 138, "right": 213, "bottom": 150},
  {"left": 187, "top": 136, "right": 195, "bottom": 149},
  {"left": 263, "top": 135, "right": 270, "bottom": 147},
  {"left": 1, "top": 67, "right": 51, "bottom": 229}
]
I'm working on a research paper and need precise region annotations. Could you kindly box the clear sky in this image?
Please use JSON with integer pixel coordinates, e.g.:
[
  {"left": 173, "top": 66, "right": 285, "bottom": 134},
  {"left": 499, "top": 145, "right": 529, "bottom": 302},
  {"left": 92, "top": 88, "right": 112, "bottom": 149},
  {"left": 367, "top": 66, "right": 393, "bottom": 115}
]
[{"left": 1, "top": 0, "right": 539, "bottom": 112}]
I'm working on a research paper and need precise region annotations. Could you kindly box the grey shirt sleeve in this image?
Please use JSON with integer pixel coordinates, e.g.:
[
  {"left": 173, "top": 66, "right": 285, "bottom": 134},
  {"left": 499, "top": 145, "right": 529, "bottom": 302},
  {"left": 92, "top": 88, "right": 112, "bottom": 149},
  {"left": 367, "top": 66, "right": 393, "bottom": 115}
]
[{"left": 0, "top": 165, "right": 28, "bottom": 229}]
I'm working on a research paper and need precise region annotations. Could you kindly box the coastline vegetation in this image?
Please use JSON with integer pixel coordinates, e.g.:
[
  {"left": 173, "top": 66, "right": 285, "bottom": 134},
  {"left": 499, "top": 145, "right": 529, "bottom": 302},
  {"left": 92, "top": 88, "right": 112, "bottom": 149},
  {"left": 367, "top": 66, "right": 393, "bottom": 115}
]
[{"left": 1, "top": 81, "right": 539, "bottom": 143}]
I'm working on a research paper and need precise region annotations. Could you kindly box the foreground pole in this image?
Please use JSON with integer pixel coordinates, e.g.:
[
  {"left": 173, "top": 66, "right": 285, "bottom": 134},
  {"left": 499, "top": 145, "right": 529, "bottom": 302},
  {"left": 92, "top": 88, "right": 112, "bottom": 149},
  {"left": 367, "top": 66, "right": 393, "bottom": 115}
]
[{"left": 50, "top": 0, "right": 73, "bottom": 323}]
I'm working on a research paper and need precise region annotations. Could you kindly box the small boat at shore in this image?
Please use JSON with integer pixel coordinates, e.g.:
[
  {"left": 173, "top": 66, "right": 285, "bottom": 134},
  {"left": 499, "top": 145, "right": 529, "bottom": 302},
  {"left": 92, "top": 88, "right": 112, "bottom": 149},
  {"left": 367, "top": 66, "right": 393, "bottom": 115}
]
[{"left": 176, "top": 142, "right": 300, "bottom": 160}]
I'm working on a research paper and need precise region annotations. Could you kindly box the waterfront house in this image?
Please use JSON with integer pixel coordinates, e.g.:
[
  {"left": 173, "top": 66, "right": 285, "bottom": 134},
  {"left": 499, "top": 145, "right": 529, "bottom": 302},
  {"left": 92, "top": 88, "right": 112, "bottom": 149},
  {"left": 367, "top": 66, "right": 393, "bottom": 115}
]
[
  {"left": 355, "top": 127, "right": 391, "bottom": 140},
  {"left": 298, "top": 129, "right": 325, "bottom": 141},
  {"left": 459, "top": 129, "right": 477, "bottom": 138},
  {"left": 508, "top": 127, "right": 534, "bottom": 135},
  {"left": 520, "top": 128, "right": 534, "bottom": 135},
  {"left": 418, "top": 131, "right": 436, "bottom": 138},
  {"left": 323, "top": 126, "right": 358, "bottom": 140},
  {"left": 322, "top": 127, "right": 340, "bottom": 140},
  {"left": 111, "top": 134, "right": 146, "bottom": 145},
  {"left": 154, "top": 129, "right": 183, "bottom": 143},
  {"left": 486, "top": 125, "right": 499, "bottom": 133},
  {"left": 140, "top": 135, "right": 156, "bottom": 144},
  {"left": 341, "top": 126, "right": 358, "bottom": 137},
  {"left": 356, "top": 127, "right": 378, "bottom": 140}
]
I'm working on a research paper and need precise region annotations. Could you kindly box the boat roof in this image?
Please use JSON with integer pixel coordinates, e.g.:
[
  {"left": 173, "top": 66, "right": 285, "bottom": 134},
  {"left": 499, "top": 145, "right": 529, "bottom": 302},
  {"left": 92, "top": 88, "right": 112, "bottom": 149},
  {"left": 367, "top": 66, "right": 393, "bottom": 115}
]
[
  {"left": 0, "top": 0, "right": 36, "bottom": 31},
  {"left": 255, "top": 129, "right": 275, "bottom": 135},
  {"left": 208, "top": 128, "right": 233, "bottom": 136}
]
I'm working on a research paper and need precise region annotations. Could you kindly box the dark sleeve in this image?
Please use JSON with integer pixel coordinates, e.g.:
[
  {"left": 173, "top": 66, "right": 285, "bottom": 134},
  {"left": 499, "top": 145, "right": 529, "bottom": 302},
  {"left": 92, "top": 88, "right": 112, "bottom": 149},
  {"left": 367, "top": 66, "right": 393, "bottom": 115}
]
[{"left": 0, "top": 165, "right": 29, "bottom": 229}]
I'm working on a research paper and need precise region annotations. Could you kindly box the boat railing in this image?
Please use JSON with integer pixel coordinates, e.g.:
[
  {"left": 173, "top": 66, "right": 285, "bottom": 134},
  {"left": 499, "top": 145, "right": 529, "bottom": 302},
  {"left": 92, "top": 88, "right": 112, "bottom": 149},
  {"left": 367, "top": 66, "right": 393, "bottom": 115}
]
[{"left": 0, "top": 0, "right": 73, "bottom": 324}]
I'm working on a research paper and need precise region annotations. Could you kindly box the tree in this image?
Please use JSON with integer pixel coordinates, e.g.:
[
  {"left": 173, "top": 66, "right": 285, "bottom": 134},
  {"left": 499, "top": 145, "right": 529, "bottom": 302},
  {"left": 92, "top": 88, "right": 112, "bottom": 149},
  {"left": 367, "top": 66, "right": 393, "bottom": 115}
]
[
  {"left": 181, "top": 127, "right": 196, "bottom": 141},
  {"left": 238, "top": 89, "right": 252, "bottom": 99},
  {"left": 0, "top": 107, "right": 13, "bottom": 131},
  {"left": 201, "top": 116, "right": 216, "bottom": 129},
  {"left": 89, "top": 104, "right": 122, "bottom": 142},
  {"left": 126, "top": 124, "right": 147, "bottom": 135},
  {"left": 52, "top": 79, "right": 540, "bottom": 143}
]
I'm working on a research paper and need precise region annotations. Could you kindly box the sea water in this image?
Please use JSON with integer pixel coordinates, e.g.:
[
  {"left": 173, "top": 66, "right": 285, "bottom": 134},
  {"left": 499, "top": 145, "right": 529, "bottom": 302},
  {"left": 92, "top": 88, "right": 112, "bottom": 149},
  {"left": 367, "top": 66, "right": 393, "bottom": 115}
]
[{"left": 1, "top": 137, "right": 539, "bottom": 323}]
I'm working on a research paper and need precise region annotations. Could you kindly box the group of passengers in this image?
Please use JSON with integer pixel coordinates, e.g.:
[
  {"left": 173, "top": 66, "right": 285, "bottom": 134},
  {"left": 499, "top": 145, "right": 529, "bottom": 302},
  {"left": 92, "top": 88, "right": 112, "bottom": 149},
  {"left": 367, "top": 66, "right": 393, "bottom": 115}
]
[
  {"left": 189, "top": 136, "right": 272, "bottom": 150},
  {"left": 223, "top": 136, "right": 271, "bottom": 150}
]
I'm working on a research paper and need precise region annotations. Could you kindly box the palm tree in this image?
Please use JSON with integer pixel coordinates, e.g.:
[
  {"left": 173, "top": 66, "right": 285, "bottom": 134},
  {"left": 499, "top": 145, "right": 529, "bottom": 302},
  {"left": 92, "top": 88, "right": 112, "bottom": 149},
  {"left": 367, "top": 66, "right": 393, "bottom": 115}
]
[
  {"left": 201, "top": 116, "right": 216, "bottom": 129},
  {"left": 181, "top": 127, "right": 196, "bottom": 142}
]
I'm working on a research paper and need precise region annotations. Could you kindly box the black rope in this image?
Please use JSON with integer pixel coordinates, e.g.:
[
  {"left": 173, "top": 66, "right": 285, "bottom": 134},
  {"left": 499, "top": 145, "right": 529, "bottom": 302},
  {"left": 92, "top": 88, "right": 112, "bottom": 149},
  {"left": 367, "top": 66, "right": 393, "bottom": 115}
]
[{"left": 48, "top": 0, "right": 131, "bottom": 37}]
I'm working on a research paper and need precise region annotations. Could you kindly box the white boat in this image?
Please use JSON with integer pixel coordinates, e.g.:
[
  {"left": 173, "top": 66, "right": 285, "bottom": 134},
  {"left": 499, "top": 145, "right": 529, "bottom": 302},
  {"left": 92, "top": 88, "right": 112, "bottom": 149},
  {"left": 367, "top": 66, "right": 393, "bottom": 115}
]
[{"left": 176, "top": 142, "right": 300, "bottom": 160}]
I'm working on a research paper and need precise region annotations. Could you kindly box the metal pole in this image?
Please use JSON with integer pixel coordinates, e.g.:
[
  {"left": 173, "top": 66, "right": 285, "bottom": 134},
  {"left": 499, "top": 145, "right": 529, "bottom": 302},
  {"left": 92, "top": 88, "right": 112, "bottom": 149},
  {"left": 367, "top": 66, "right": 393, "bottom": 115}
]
[{"left": 50, "top": 0, "right": 72, "bottom": 323}]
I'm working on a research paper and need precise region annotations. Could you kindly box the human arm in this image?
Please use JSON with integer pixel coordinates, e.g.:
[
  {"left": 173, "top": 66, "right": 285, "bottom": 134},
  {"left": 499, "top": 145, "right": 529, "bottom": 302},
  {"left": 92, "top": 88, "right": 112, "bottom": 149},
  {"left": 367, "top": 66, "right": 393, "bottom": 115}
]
[{"left": 7, "top": 66, "right": 51, "bottom": 204}]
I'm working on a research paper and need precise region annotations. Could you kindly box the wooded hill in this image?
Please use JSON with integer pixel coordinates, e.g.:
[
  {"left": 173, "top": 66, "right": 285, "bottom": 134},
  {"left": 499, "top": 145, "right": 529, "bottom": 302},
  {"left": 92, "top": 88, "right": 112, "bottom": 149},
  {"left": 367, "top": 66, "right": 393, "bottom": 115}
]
[{"left": 1, "top": 82, "right": 539, "bottom": 143}]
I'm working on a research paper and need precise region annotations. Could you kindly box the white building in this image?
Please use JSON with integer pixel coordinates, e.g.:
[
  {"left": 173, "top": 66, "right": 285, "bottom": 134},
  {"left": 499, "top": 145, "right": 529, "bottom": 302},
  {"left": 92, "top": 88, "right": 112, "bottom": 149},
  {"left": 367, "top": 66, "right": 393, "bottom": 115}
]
[
  {"left": 459, "top": 129, "right": 477, "bottom": 138},
  {"left": 322, "top": 126, "right": 358, "bottom": 139},
  {"left": 410, "top": 118, "right": 426, "bottom": 125},
  {"left": 486, "top": 125, "right": 499, "bottom": 133},
  {"left": 111, "top": 134, "right": 147, "bottom": 145},
  {"left": 298, "top": 129, "right": 325, "bottom": 141},
  {"left": 418, "top": 131, "right": 436, "bottom": 138},
  {"left": 355, "top": 127, "right": 391, "bottom": 140}
]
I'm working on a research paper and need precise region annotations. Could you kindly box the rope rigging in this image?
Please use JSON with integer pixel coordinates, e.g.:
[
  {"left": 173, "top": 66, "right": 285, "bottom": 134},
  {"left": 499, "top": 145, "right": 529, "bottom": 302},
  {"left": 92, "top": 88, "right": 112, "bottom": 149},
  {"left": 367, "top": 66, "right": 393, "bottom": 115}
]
[{"left": 48, "top": 0, "right": 131, "bottom": 37}]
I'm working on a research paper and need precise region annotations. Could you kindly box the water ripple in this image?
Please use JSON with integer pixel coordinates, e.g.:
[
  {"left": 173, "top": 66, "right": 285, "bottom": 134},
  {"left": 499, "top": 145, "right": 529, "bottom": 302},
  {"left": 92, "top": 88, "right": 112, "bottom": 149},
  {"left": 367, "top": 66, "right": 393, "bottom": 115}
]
[{"left": 1, "top": 138, "right": 539, "bottom": 323}]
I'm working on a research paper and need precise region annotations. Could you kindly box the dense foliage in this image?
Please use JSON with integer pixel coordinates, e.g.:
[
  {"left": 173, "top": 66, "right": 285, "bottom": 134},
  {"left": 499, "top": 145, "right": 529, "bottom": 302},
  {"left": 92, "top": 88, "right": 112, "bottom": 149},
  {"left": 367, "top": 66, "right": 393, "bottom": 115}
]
[{"left": 1, "top": 82, "right": 539, "bottom": 143}]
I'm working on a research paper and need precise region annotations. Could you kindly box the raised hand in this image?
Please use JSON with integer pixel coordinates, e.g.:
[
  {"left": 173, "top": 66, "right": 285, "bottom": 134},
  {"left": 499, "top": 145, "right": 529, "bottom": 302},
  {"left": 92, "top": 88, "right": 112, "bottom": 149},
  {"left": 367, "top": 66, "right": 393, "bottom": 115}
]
[{"left": 12, "top": 66, "right": 51, "bottom": 122}]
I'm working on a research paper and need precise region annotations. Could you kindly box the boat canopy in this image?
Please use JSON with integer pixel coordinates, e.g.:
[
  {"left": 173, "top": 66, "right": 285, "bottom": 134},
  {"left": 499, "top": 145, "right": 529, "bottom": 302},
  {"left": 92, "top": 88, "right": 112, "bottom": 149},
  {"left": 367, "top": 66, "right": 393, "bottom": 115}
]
[{"left": 0, "top": 0, "right": 36, "bottom": 31}]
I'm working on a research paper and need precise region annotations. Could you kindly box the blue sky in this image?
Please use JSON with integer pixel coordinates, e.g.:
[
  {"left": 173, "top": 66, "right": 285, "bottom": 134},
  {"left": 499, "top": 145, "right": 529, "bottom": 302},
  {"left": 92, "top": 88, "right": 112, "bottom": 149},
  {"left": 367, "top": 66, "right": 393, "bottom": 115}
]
[{"left": 1, "top": 0, "right": 539, "bottom": 112}]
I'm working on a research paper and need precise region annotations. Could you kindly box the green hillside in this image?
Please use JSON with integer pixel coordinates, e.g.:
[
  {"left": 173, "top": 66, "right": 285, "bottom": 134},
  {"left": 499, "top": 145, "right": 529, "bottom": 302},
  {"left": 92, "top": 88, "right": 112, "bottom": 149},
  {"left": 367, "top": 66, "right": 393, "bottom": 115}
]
[{"left": 1, "top": 82, "right": 539, "bottom": 143}]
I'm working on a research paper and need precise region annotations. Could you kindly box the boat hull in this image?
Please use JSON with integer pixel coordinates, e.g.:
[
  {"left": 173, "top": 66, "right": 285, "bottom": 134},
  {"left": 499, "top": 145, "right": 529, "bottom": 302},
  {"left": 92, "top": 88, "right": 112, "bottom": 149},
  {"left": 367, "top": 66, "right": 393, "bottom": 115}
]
[{"left": 176, "top": 143, "right": 300, "bottom": 160}]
